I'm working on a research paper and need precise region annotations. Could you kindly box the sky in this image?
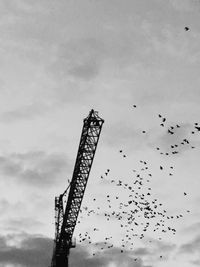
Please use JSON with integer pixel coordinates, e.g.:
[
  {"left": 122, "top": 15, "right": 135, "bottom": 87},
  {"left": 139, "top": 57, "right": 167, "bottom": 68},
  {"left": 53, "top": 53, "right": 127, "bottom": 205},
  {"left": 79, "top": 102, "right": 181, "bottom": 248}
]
[{"left": 0, "top": 0, "right": 200, "bottom": 266}]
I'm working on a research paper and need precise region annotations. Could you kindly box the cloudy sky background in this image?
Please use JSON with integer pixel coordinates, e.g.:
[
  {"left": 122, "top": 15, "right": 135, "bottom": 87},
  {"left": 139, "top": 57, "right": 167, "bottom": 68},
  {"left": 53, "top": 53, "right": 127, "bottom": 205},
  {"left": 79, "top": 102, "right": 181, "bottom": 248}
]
[{"left": 0, "top": 0, "right": 200, "bottom": 266}]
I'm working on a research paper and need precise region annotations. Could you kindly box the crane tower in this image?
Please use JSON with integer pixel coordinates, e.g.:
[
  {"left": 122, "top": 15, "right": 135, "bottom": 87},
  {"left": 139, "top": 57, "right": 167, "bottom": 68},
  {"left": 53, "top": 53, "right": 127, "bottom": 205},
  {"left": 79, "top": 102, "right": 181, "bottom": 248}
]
[{"left": 51, "top": 109, "right": 104, "bottom": 267}]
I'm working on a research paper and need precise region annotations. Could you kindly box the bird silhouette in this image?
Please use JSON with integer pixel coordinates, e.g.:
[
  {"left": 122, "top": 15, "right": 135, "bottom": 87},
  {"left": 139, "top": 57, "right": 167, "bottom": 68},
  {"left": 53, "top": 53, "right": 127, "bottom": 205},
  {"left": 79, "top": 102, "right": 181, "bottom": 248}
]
[{"left": 77, "top": 114, "right": 197, "bottom": 258}]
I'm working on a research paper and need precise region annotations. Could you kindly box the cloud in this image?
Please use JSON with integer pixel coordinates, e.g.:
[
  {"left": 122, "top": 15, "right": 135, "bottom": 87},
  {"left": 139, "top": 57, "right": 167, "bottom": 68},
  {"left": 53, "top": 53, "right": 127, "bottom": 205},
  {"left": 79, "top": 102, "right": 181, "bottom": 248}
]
[
  {"left": 191, "top": 259, "right": 200, "bottom": 266},
  {"left": 181, "top": 222, "right": 200, "bottom": 234},
  {"left": 168, "top": 0, "right": 200, "bottom": 12},
  {"left": 0, "top": 226, "right": 175, "bottom": 267},
  {"left": 0, "top": 151, "right": 71, "bottom": 187},
  {"left": 0, "top": 199, "right": 11, "bottom": 214},
  {"left": 149, "top": 122, "right": 199, "bottom": 155},
  {"left": 179, "top": 235, "right": 200, "bottom": 254},
  {"left": 70, "top": 245, "right": 106, "bottom": 267},
  {"left": 103, "top": 121, "right": 150, "bottom": 152},
  {"left": 0, "top": 199, "right": 30, "bottom": 221},
  {"left": 0, "top": 233, "right": 154, "bottom": 267},
  {"left": 0, "top": 233, "right": 52, "bottom": 267},
  {"left": 141, "top": 239, "right": 176, "bottom": 263},
  {"left": 134, "top": 247, "right": 150, "bottom": 256},
  {"left": 2, "top": 0, "right": 200, "bottom": 110},
  {"left": 0, "top": 197, "right": 48, "bottom": 236},
  {"left": 49, "top": 38, "right": 106, "bottom": 82},
  {"left": 178, "top": 235, "right": 200, "bottom": 265},
  {"left": 102, "top": 116, "right": 196, "bottom": 154},
  {"left": 0, "top": 102, "right": 51, "bottom": 123},
  {"left": 153, "top": 240, "right": 176, "bottom": 254},
  {"left": 70, "top": 245, "right": 152, "bottom": 267},
  {"left": 3, "top": 217, "right": 44, "bottom": 232},
  {"left": 0, "top": 235, "right": 7, "bottom": 249}
]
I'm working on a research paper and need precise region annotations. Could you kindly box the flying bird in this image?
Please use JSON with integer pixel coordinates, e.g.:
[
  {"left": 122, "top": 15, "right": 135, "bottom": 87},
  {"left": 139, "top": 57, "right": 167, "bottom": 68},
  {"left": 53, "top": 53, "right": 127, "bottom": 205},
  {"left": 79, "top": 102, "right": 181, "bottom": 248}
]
[{"left": 184, "top": 26, "right": 189, "bottom": 31}]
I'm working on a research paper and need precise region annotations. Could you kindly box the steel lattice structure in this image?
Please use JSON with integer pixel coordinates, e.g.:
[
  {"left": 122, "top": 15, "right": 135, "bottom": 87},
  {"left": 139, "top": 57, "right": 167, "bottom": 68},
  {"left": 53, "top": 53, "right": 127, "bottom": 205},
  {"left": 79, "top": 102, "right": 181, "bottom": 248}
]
[{"left": 51, "top": 109, "right": 104, "bottom": 267}]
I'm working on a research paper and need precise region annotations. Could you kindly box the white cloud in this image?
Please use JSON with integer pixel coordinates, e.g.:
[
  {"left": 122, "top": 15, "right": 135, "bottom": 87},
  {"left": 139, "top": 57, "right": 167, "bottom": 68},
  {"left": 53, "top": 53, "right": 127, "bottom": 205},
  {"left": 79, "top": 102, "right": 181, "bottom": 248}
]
[{"left": 168, "top": 0, "right": 200, "bottom": 12}]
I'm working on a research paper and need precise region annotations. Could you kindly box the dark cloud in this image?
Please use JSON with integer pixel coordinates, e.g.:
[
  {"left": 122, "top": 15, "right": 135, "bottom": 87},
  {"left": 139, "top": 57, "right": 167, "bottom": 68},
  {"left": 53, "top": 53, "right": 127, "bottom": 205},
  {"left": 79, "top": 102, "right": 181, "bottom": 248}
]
[
  {"left": 48, "top": 25, "right": 152, "bottom": 84},
  {"left": 0, "top": 151, "right": 71, "bottom": 187},
  {"left": 70, "top": 245, "right": 106, "bottom": 267},
  {"left": 134, "top": 247, "right": 150, "bottom": 256},
  {"left": 0, "top": 235, "right": 7, "bottom": 250},
  {"left": 0, "top": 233, "right": 52, "bottom": 267},
  {"left": 49, "top": 38, "right": 105, "bottom": 81},
  {"left": 0, "top": 233, "right": 176, "bottom": 267},
  {"left": 153, "top": 240, "right": 176, "bottom": 256},
  {"left": 179, "top": 235, "right": 200, "bottom": 254},
  {"left": 0, "top": 233, "right": 154, "bottom": 267},
  {"left": 178, "top": 235, "right": 200, "bottom": 265},
  {"left": 191, "top": 259, "right": 200, "bottom": 266}
]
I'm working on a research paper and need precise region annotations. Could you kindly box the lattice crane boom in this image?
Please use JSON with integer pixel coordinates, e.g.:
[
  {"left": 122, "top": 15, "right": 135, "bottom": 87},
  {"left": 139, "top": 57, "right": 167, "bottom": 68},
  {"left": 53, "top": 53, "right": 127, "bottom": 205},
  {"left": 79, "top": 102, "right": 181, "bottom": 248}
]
[{"left": 51, "top": 109, "right": 104, "bottom": 267}]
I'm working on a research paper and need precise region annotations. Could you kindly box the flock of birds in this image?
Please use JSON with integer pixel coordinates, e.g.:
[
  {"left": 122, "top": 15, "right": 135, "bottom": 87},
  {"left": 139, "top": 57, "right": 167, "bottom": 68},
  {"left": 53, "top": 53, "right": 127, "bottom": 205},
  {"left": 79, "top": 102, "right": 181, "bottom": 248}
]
[
  {"left": 73, "top": 103, "right": 198, "bottom": 263},
  {"left": 69, "top": 25, "right": 193, "bottom": 264}
]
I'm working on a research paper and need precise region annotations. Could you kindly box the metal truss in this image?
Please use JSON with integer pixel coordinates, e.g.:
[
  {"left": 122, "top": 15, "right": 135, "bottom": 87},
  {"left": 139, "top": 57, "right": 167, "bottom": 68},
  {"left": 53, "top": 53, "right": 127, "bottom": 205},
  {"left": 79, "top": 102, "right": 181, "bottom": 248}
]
[
  {"left": 51, "top": 109, "right": 104, "bottom": 267},
  {"left": 51, "top": 195, "right": 64, "bottom": 267}
]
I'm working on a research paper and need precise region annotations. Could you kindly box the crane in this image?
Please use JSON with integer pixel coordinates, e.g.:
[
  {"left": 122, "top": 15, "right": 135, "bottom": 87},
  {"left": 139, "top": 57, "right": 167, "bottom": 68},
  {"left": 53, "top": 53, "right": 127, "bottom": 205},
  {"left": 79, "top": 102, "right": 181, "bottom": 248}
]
[{"left": 51, "top": 109, "right": 104, "bottom": 267}]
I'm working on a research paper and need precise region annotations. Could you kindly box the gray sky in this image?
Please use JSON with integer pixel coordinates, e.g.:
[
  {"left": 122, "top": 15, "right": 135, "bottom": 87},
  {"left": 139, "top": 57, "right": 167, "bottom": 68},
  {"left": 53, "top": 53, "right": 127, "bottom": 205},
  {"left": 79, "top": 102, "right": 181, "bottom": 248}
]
[{"left": 0, "top": 0, "right": 200, "bottom": 266}]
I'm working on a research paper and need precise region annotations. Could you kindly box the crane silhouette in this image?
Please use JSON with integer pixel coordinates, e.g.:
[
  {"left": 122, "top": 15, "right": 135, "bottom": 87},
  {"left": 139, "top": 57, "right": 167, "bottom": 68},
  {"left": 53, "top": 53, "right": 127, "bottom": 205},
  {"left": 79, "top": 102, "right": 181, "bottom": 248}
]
[{"left": 51, "top": 109, "right": 104, "bottom": 267}]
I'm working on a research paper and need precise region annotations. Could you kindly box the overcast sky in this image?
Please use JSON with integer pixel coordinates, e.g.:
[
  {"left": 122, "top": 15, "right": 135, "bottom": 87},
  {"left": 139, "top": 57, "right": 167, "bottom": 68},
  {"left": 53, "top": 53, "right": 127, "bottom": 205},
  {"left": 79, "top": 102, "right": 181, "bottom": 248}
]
[{"left": 0, "top": 0, "right": 200, "bottom": 266}]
